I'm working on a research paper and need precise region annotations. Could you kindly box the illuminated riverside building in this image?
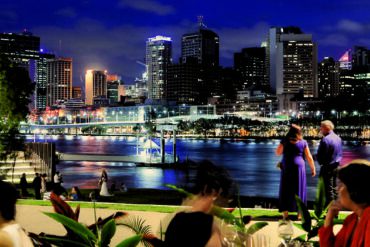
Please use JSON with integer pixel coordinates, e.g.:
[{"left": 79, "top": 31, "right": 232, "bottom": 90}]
[
  {"left": 107, "top": 74, "right": 124, "bottom": 104},
  {"left": 85, "top": 70, "right": 107, "bottom": 105},
  {"left": 234, "top": 47, "right": 268, "bottom": 91},
  {"left": 32, "top": 104, "right": 216, "bottom": 126},
  {"left": 35, "top": 52, "right": 55, "bottom": 110},
  {"left": 146, "top": 36, "right": 172, "bottom": 100},
  {"left": 268, "top": 27, "right": 318, "bottom": 97},
  {"left": 0, "top": 31, "right": 40, "bottom": 73},
  {"left": 318, "top": 57, "right": 340, "bottom": 98},
  {"left": 46, "top": 57, "right": 72, "bottom": 107}
]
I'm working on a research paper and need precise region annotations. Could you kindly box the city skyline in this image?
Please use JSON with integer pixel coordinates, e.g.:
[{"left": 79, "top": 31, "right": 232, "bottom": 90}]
[{"left": 1, "top": 0, "right": 370, "bottom": 85}]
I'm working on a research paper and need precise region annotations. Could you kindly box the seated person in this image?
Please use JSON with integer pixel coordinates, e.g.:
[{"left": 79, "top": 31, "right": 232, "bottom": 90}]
[
  {"left": 0, "top": 181, "right": 34, "bottom": 246},
  {"left": 69, "top": 186, "right": 82, "bottom": 201},
  {"left": 319, "top": 159, "right": 370, "bottom": 246},
  {"left": 164, "top": 160, "right": 234, "bottom": 247}
]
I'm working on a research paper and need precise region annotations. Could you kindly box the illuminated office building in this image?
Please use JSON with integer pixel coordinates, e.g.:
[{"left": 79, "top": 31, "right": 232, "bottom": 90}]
[
  {"left": 85, "top": 70, "right": 107, "bottom": 105},
  {"left": 146, "top": 35, "right": 172, "bottom": 100},
  {"left": 46, "top": 58, "right": 72, "bottom": 107},
  {"left": 318, "top": 57, "right": 340, "bottom": 98},
  {"left": 268, "top": 27, "right": 318, "bottom": 97}
]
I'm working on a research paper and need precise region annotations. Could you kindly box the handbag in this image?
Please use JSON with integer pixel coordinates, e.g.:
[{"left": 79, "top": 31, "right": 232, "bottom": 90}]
[{"left": 276, "top": 161, "right": 283, "bottom": 170}]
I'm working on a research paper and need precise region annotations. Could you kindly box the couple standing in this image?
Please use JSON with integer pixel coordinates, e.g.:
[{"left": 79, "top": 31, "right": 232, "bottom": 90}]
[{"left": 276, "top": 120, "right": 342, "bottom": 219}]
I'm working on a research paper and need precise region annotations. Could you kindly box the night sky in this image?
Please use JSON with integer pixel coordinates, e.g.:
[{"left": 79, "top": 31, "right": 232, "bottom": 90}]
[{"left": 1, "top": 0, "right": 370, "bottom": 85}]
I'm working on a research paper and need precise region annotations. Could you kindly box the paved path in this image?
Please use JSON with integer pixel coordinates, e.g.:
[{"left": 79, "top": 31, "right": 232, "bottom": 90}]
[{"left": 17, "top": 204, "right": 335, "bottom": 246}]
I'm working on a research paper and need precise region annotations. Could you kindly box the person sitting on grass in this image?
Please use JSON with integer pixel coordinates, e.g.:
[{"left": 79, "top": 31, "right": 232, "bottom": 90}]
[
  {"left": 164, "top": 160, "right": 234, "bottom": 247},
  {"left": 319, "top": 159, "right": 370, "bottom": 246},
  {"left": 0, "top": 180, "right": 34, "bottom": 247},
  {"left": 69, "top": 186, "right": 82, "bottom": 201}
]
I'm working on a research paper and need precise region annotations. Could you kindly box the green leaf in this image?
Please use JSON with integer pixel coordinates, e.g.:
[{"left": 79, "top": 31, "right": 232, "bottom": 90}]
[
  {"left": 293, "top": 223, "right": 305, "bottom": 231},
  {"left": 295, "top": 195, "right": 311, "bottom": 232},
  {"left": 209, "top": 206, "right": 242, "bottom": 229},
  {"left": 314, "top": 177, "right": 326, "bottom": 219},
  {"left": 246, "top": 222, "right": 268, "bottom": 235},
  {"left": 100, "top": 219, "right": 116, "bottom": 247},
  {"left": 293, "top": 234, "right": 307, "bottom": 242},
  {"left": 41, "top": 237, "right": 89, "bottom": 247},
  {"left": 43, "top": 212, "right": 96, "bottom": 244},
  {"left": 115, "top": 235, "right": 142, "bottom": 247},
  {"left": 164, "top": 184, "right": 194, "bottom": 198}
]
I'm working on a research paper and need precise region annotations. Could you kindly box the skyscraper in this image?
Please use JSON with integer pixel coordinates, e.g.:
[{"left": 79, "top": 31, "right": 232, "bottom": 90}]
[
  {"left": 268, "top": 27, "right": 318, "bottom": 97},
  {"left": 107, "top": 74, "right": 124, "bottom": 104},
  {"left": 234, "top": 47, "right": 268, "bottom": 91},
  {"left": 179, "top": 22, "right": 221, "bottom": 103},
  {"left": 146, "top": 35, "right": 172, "bottom": 101},
  {"left": 85, "top": 70, "right": 107, "bottom": 105},
  {"left": 318, "top": 57, "right": 340, "bottom": 98},
  {"left": 0, "top": 31, "right": 40, "bottom": 72},
  {"left": 46, "top": 58, "right": 72, "bottom": 107},
  {"left": 181, "top": 27, "right": 219, "bottom": 67},
  {"left": 35, "top": 52, "right": 55, "bottom": 110}
]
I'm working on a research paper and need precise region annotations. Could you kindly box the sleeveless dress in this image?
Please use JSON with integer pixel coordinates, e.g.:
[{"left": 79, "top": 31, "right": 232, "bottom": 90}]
[{"left": 279, "top": 139, "right": 308, "bottom": 212}]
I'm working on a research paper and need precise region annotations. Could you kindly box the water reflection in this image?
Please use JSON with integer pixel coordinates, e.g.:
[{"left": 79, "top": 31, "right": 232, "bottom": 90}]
[{"left": 26, "top": 135, "right": 369, "bottom": 200}]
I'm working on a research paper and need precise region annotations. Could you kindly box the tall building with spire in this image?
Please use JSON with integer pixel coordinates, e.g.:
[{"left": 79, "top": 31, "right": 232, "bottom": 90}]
[
  {"left": 268, "top": 27, "right": 318, "bottom": 97},
  {"left": 145, "top": 35, "right": 172, "bottom": 101},
  {"left": 181, "top": 17, "right": 219, "bottom": 67}
]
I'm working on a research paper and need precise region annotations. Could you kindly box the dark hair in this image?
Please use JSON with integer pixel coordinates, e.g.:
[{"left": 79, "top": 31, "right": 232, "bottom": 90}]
[
  {"left": 192, "top": 160, "right": 234, "bottom": 198},
  {"left": 338, "top": 159, "right": 370, "bottom": 204},
  {"left": 285, "top": 124, "right": 302, "bottom": 141},
  {"left": 0, "top": 181, "right": 17, "bottom": 220}
]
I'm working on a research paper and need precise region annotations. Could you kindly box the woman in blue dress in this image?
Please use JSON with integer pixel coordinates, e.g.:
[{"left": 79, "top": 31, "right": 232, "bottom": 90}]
[{"left": 275, "top": 124, "right": 316, "bottom": 219}]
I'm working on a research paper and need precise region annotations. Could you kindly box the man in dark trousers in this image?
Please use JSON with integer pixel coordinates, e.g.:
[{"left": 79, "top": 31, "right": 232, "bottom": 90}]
[
  {"left": 32, "top": 173, "right": 42, "bottom": 199},
  {"left": 317, "top": 120, "right": 342, "bottom": 205},
  {"left": 20, "top": 173, "right": 28, "bottom": 197}
]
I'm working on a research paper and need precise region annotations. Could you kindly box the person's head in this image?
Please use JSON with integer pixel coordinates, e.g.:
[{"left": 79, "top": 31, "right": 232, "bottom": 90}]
[
  {"left": 192, "top": 160, "right": 234, "bottom": 200},
  {"left": 320, "top": 120, "right": 334, "bottom": 135},
  {"left": 21, "top": 173, "right": 26, "bottom": 178},
  {"left": 42, "top": 173, "right": 47, "bottom": 178},
  {"left": 0, "top": 181, "right": 17, "bottom": 222},
  {"left": 337, "top": 159, "right": 370, "bottom": 209},
  {"left": 35, "top": 173, "right": 39, "bottom": 177},
  {"left": 286, "top": 124, "right": 302, "bottom": 141},
  {"left": 55, "top": 171, "right": 59, "bottom": 175}
]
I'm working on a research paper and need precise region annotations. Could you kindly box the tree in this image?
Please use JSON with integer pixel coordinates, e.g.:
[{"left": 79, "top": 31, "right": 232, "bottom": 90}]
[{"left": 0, "top": 56, "right": 34, "bottom": 181}]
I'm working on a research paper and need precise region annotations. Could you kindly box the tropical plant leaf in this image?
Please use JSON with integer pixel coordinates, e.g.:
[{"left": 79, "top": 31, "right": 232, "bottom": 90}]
[
  {"left": 50, "top": 192, "right": 78, "bottom": 221},
  {"left": 41, "top": 236, "right": 88, "bottom": 247},
  {"left": 100, "top": 219, "right": 116, "bottom": 247},
  {"left": 115, "top": 234, "right": 142, "bottom": 247},
  {"left": 314, "top": 177, "right": 326, "bottom": 219},
  {"left": 293, "top": 234, "right": 307, "bottom": 242},
  {"left": 165, "top": 184, "right": 194, "bottom": 198},
  {"left": 75, "top": 204, "right": 81, "bottom": 221},
  {"left": 210, "top": 206, "right": 242, "bottom": 228},
  {"left": 142, "top": 234, "right": 164, "bottom": 247},
  {"left": 293, "top": 223, "right": 305, "bottom": 231},
  {"left": 295, "top": 195, "right": 311, "bottom": 232},
  {"left": 246, "top": 222, "right": 268, "bottom": 235},
  {"left": 117, "top": 216, "right": 152, "bottom": 236},
  {"left": 117, "top": 216, "right": 152, "bottom": 247},
  {"left": 43, "top": 212, "right": 96, "bottom": 244}
]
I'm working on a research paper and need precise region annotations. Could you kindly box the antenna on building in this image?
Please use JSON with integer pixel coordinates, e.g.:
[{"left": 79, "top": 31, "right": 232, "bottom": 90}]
[
  {"left": 58, "top": 40, "right": 62, "bottom": 54},
  {"left": 197, "top": 15, "right": 207, "bottom": 29}
]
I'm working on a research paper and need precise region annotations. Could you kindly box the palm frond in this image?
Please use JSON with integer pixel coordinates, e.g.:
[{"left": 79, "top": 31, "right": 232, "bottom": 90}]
[{"left": 116, "top": 216, "right": 153, "bottom": 247}]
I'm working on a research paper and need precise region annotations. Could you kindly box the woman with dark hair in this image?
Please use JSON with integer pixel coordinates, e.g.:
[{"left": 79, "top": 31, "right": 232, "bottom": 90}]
[
  {"left": 99, "top": 169, "right": 111, "bottom": 196},
  {"left": 319, "top": 159, "right": 370, "bottom": 246},
  {"left": 275, "top": 124, "right": 316, "bottom": 219},
  {"left": 164, "top": 160, "right": 234, "bottom": 247},
  {"left": 0, "top": 181, "right": 33, "bottom": 246}
]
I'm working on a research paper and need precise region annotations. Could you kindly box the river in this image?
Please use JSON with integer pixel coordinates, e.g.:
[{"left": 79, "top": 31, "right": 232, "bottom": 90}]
[{"left": 27, "top": 135, "right": 370, "bottom": 200}]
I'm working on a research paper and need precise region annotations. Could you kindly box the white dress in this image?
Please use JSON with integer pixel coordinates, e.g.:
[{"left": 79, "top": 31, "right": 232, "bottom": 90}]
[{"left": 99, "top": 180, "right": 111, "bottom": 196}]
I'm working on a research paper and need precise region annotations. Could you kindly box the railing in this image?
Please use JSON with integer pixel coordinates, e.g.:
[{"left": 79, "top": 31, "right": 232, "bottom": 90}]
[{"left": 26, "top": 142, "right": 56, "bottom": 179}]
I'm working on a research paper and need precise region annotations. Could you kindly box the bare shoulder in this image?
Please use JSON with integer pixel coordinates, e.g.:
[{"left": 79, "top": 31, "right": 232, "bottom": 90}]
[{"left": 0, "top": 230, "right": 13, "bottom": 247}]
